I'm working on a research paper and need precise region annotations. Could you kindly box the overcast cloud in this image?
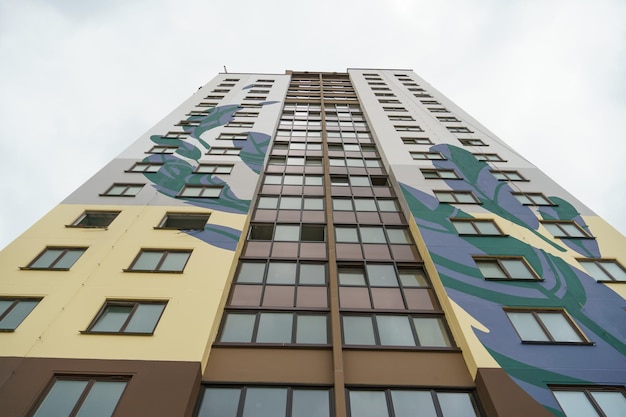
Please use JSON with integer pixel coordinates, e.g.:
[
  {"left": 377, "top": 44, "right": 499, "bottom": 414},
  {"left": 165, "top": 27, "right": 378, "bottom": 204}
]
[{"left": 0, "top": 0, "right": 624, "bottom": 249}]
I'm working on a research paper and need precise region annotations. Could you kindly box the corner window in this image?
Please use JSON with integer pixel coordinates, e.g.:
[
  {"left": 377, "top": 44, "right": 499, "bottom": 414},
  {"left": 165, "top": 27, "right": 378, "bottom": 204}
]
[
  {"left": 69, "top": 211, "right": 119, "bottom": 228},
  {"left": 148, "top": 145, "right": 177, "bottom": 154},
  {"left": 579, "top": 259, "right": 626, "bottom": 282},
  {"left": 421, "top": 169, "right": 460, "bottom": 179},
  {"left": 25, "top": 247, "right": 86, "bottom": 270},
  {"left": 101, "top": 184, "right": 143, "bottom": 197},
  {"left": 513, "top": 193, "right": 554, "bottom": 206},
  {"left": 474, "top": 257, "right": 538, "bottom": 280},
  {"left": 86, "top": 301, "right": 166, "bottom": 334},
  {"left": 395, "top": 125, "right": 424, "bottom": 132},
  {"left": 451, "top": 219, "right": 502, "bottom": 236},
  {"left": 0, "top": 298, "right": 40, "bottom": 331},
  {"left": 196, "top": 386, "right": 331, "bottom": 417},
  {"left": 30, "top": 377, "right": 128, "bottom": 417},
  {"left": 347, "top": 389, "right": 480, "bottom": 417},
  {"left": 402, "top": 137, "right": 432, "bottom": 145},
  {"left": 127, "top": 162, "right": 163, "bottom": 173},
  {"left": 505, "top": 309, "right": 588, "bottom": 344},
  {"left": 157, "top": 213, "right": 210, "bottom": 230},
  {"left": 219, "top": 312, "right": 328, "bottom": 344},
  {"left": 491, "top": 170, "right": 526, "bottom": 181},
  {"left": 434, "top": 191, "right": 479, "bottom": 204},
  {"left": 474, "top": 153, "right": 505, "bottom": 162},
  {"left": 552, "top": 387, "right": 626, "bottom": 417},
  {"left": 447, "top": 127, "right": 473, "bottom": 133},
  {"left": 542, "top": 221, "right": 592, "bottom": 238},
  {"left": 459, "top": 138, "right": 487, "bottom": 146},
  {"left": 126, "top": 250, "right": 191, "bottom": 272},
  {"left": 178, "top": 185, "right": 222, "bottom": 198}
]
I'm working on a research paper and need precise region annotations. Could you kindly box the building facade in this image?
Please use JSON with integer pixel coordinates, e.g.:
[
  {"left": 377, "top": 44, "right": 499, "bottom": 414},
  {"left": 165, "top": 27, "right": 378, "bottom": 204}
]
[{"left": 1, "top": 69, "right": 625, "bottom": 417}]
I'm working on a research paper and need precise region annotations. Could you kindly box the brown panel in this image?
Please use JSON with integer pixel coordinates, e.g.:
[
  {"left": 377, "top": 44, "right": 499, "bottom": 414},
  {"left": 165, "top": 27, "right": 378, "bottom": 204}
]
[
  {"left": 204, "top": 347, "right": 333, "bottom": 384},
  {"left": 371, "top": 288, "right": 404, "bottom": 309},
  {"left": 283, "top": 185, "right": 304, "bottom": 194},
  {"left": 390, "top": 245, "right": 421, "bottom": 261},
  {"left": 475, "top": 368, "right": 553, "bottom": 417},
  {"left": 253, "top": 210, "right": 277, "bottom": 222},
  {"left": 302, "top": 211, "right": 326, "bottom": 223},
  {"left": 296, "top": 287, "right": 328, "bottom": 308},
  {"left": 373, "top": 188, "right": 393, "bottom": 197},
  {"left": 277, "top": 210, "right": 302, "bottom": 222},
  {"left": 303, "top": 186, "right": 324, "bottom": 195},
  {"left": 331, "top": 187, "right": 352, "bottom": 196},
  {"left": 356, "top": 212, "right": 381, "bottom": 224},
  {"left": 230, "top": 284, "right": 263, "bottom": 306},
  {"left": 0, "top": 357, "right": 200, "bottom": 417},
  {"left": 336, "top": 243, "right": 363, "bottom": 260},
  {"left": 362, "top": 244, "right": 391, "bottom": 260},
  {"left": 262, "top": 286, "right": 295, "bottom": 307},
  {"left": 380, "top": 212, "right": 406, "bottom": 225},
  {"left": 340, "top": 287, "right": 371, "bottom": 308},
  {"left": 343, "top": 350, "right": 473, "bottom": 386},
  {"left": 272, "top": 242, "right": 299, "bottom": 258},
  {"left": 403, "top": 288, "right": 435, "bottom": 310},
  {"left": 334, "top": 212, "right": 357, "bottom": 224},
  {"left": 261, "top": 185, "right": 281, "bottom": 194},
  {"left": 244, "top": 242, "right": 271, "bottom": 258},
  {"left": 351, "top": 188, "right": 373, "bottom": 196},
  {"left": 299, "top": 243, "right": 327, "bottom": 259},
  {"left": 347, "top": 167, "right": 367, "bottom": 175}
]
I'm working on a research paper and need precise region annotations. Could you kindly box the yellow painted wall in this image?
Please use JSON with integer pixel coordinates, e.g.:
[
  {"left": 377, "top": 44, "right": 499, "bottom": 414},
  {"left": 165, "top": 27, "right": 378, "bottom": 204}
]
[{"left": 0, "top": 204, "right": 243, "bottom": 366}]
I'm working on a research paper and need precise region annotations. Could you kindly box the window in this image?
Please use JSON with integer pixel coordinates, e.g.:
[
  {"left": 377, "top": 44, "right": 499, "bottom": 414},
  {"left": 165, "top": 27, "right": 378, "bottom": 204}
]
[
  {"left": 411, "top": 152, "right": 445, "bottom": 160},
  {"left": 437, "top": 116, "right": 460, "bottom": 123},
  {"left": 196, "top": 386, "right": 332, "bottom": 417},
  {"left": 447, "top": 127, "right": 473, "bottom": 133},
  {"left": 513, "top": 192, "right": 554, "bottom": 206},
  {"left": 428, "top": 107, "right": 449, "bottom": 113},
  {"left": 459, "top": 138, "right": 487, "bottom": 146},
  {"left": 101, "top": 184, "right": 143, "bottom": 197},
  {"left": 126, "top": 249, "right": 191, "bottom": 272},
  {"left": 491, "top": 170, "right": 526, "bottom": 181},
  {"left": 332, "top": 198, "right": 399, "bottom": 212},
  {"left": 379, "top": 99, "right": 401, "bottom": 104},
  {"left": 249, "top": 224, "right": 325, "bottom": 242},
  {"left": 225, "top": 121, "right": 254, "bottom": 128},
  {"left": 178, "top": 185, "right": 222, "bottom": 198},
  {"left": 25, "top": 247, "right": 86, "bottom": 270},
  {"left": 451, "top": 219, "right": 502, "bottom": 235},
  {"left": 69, "top": 211, "right": 119, "bottom": 228},
  {"left": 163, "top": 131, "right": 189, "bottom": 139},
  {"left": 383, "top": 107, "right": 407, "bottom": 112},
  {"left": 257, "top": 196, "right": 324, "bottom": 211},
  {"left": 388, "top": 115, "right": 415, "bottom": 121},
  {"left": 219, "top": 312, "right": 328, "bottom": 344},
  {"left": 395, "top": 125, "right": 424, "bottom": 132},
  {"left": 157, "top": 213, "right": 209, "bottom": 230},
  {"left": 148, "top": 145, "right": 177, "bottom": 154},
  {"left": 434, "top": 191, "right": 479, "bottom": 204},
  {"left": 234, "top": 111, "right": 259, "bottom": 118},
  {"left": 402, "top": 137, "right": 432, "bottom": 145},
  {"left": 552, "top": 387, "right": 626, "bottom": 417},
  {"left": 421, "top": 100, "right": 440, "bottom": 105},
  {"left": 474, "top": 153, "right": 505, "bottom": 162},
  {"left": 195, "top": 164, "right": 234, "bottom": 174},
  {"left": 342, "top": 314, "right": 452, "bottom": 347},
  {"left": 207, "top": 147, "right": 241, "bottom": 155},
  {"left": 86, "top": 301, "right": 166, "bottom": 334},
  {"left": 0, "top": 298, "right": 40, "bottom": 331},
  {"left": 579, "top": 259, "right": 626, "bottom": 282},
  {"left": 335, "top": 226, "right": 412, "bottom": 245},
  {"left": 505, "top": 309, "right": 588, "bottom": 343},
  {"left": 217, "top": 133, "right": 249, "bottom": 141},
  {"left": 30, "top": 377, "right": 128, "bottom": 417},
  {"left": 474, "top": 257, "right": 538, "bottom": 280},
  {"left": 126, "top": 162, "right": 162, "bottom": 173},
  {"left": 347, "top": 389, "right": 480, "bottom": 417},
  {"left": 542, "top": 221, "right": 592, "bottom": 238},
  {"left": 421, "top": 169, "right": 460, "bottom": 179}
]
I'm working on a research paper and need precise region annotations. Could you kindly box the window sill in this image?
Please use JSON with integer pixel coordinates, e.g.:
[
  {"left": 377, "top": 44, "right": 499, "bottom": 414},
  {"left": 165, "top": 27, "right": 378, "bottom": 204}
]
[
  {"left": 65, "top": 225, "right": 108, "bottom": 229},
  {"left": 520, "top": 341, "right": 594, "bottom": 346},
  {"left": 213, "top": 342, "right": 331, "bottom": 349},
  {"left": 19, "top": 267, "right": 70, "bottom": 271},
  {"left": 80, "top": 331, "right": 154, "bottom": 336},
  {"left": 122, "top": 269, "right": 184, "bottom": 274},
  {"left": 342, "top": 345, "right": 460, "bottom": 352}
]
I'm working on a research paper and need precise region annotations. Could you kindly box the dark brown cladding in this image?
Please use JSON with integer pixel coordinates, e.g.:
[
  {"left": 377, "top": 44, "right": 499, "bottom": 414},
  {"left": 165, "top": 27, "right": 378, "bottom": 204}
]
[{"left": 0, "top": 357, "right": 201, "bottom": 417}]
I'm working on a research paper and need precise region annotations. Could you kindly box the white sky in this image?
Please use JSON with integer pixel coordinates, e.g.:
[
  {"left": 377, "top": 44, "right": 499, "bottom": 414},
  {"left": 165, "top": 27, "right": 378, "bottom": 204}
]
[{"left": 1, "top": 0, "right": 625, "bottom": 249}]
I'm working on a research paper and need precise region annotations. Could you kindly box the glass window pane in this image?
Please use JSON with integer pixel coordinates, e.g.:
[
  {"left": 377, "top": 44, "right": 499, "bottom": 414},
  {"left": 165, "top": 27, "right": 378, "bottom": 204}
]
[
  {"left": 506, "top": 312, "right": 549, "bottom": 342},
  {"left": 30, "top": 249, "right": 63, "bottom": 268},
  {"left": 343, "top": 316, "right": 375, "bottom": 345},
  {"left": 413, "top": 317, "right": 451, "bottom": 347},
  {"left": 275, "top": 225, "right": 300, "bottom": 241},
  {"left": 387, "top": 229, "right": 411, "bottom": 244},
  {"left": 54, "top": 249, "right": 85, "bottom": 269},
  {"left": 303, "top": 198, "right": 324, "bottom": 210},
  {"left": 305, "top": 176, "right": 323, "bottom": 185},
  {"left": 280, "top": 197, "right": 301, "bottom": 209},
  {"left": 456, "top": 193, "right": 476, "bottom": 203},
  {"left": 257, "top": 313, "right": 293, "bottom": 343},
  {"left": 354, "top": 199, "right": 377, "bottom": 212},
  {"left": 376, "top": 316, "right": 415, "bottom": 346},
  {"left": 292, "top": 390, "right": 330, "bottom": 417},
  {"left": 590, "top": 391, "right": 626, "bottom": 417},
  {"left": 436, "top": 192, "right": 455, "bottom": 203},
  {"left": 580, "top": 261, "right": 605, "bottom": 281},
  {"left": 537, "top": 312, "right": 583, "bottom": 342},
  {"left": 501, "top": 259, "right": 534, "bottom": 279},
  {"left": 378, "top": 200, "right": 398, "bottom": 212},
  {"left": 264, "top": 175, "right": 282, "bottom": 185},
  {"left": 75, "top": 381, "right": 127, "bottom": 417},
  {"left": 339, "top": 268, "right": 366, "bottom": 286},
  {"left": 132, "top": 252, "right": 162, "bottom": 270},
  {"left": 197, "top": 388, "right": 241, "bottom": 417},
  {"left": 360, "top": 227, "right": 385, "bottom": 243},
  {"left": 391, "top": 390, "right": 437, "bottom": 417},
  {"left": 349, "top": 391, "right": 389, "bottom": 417},
  {"left": 437, "top": 392, "right": 478, "bottom": 417},
  {"left": 296, "top": 315, "right": 327, "bottom": 344},
  {"left": 220, "top": 314, "right": 255, "bottom": 342},
  {"left": 258, "top": 197, "right": 278, "bottom": 209},
  {"left": 284, "top": 175, "right": 303, "bottom": 185},
  {"left": 476, "top": 261, "right": 507, "bottom": 279},
  {"left": 267, "top": 262, "right": 297, "bottom": 284},
  {"left": 336, "top": 227, "right": 359, "bottom": 243},
  {"left": 561, "top": 223, "right": 585, "bottom": 237},
  {"left": 600, "top": 261, "right": 626, "bottom": 281},
  {"left": 181, "top": 186, "right": 202, "bottom": 197},
  {"left": 398, "top": 269, "right": 428, "bottom": 287},
  {"left": 33, "top": 380, "right": 88, "bottom": 417},
  {"left": 350, "top": 177, "right": 370, "bottom": 187},
  {"left": 367, "top": 264, "right": 398, "bottom": 287},
  {"left": 301, "top": 225, "right": 325, "bottom": 242},
  {"left": 474, "top": 221, "right": 499, "bottom": 235},
  {"left": 236, "top": 263, "right": 265, "bottom": 283},
  {"left": 553, "top": 391, "right": 601, "bottom": 417},
  {"left": 124, "top": 303, "right": 165, "bottom": 333},
  {"left": 91, "top": 306, "right": 132, "bottom": 332},
  {"left": 514, "top": 194, "right": 532, "bottom": 205},
  {"left": 452, "top": 221, "right": 476, "bottom": 235},
  {"left": 159, "top": 252, "right": 190, "bottom": 272},
  {"left": 333, "top": 199, "right": 353, "bottom": 211},
  {"left": 299, "top": 264, "right": 326, "bottom": 285},
  {"left": 0, "top": 300, "right": 38, "bottom": 330},
  {"left": 242, "top": 388, "right": 287, "bottom": 417}
]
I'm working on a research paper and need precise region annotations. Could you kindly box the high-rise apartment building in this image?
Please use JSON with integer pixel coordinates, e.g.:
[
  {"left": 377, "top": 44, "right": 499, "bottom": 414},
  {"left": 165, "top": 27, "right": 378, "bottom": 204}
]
[{"left": 1, "top": 69, "right": 625, "bottom": 417}]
